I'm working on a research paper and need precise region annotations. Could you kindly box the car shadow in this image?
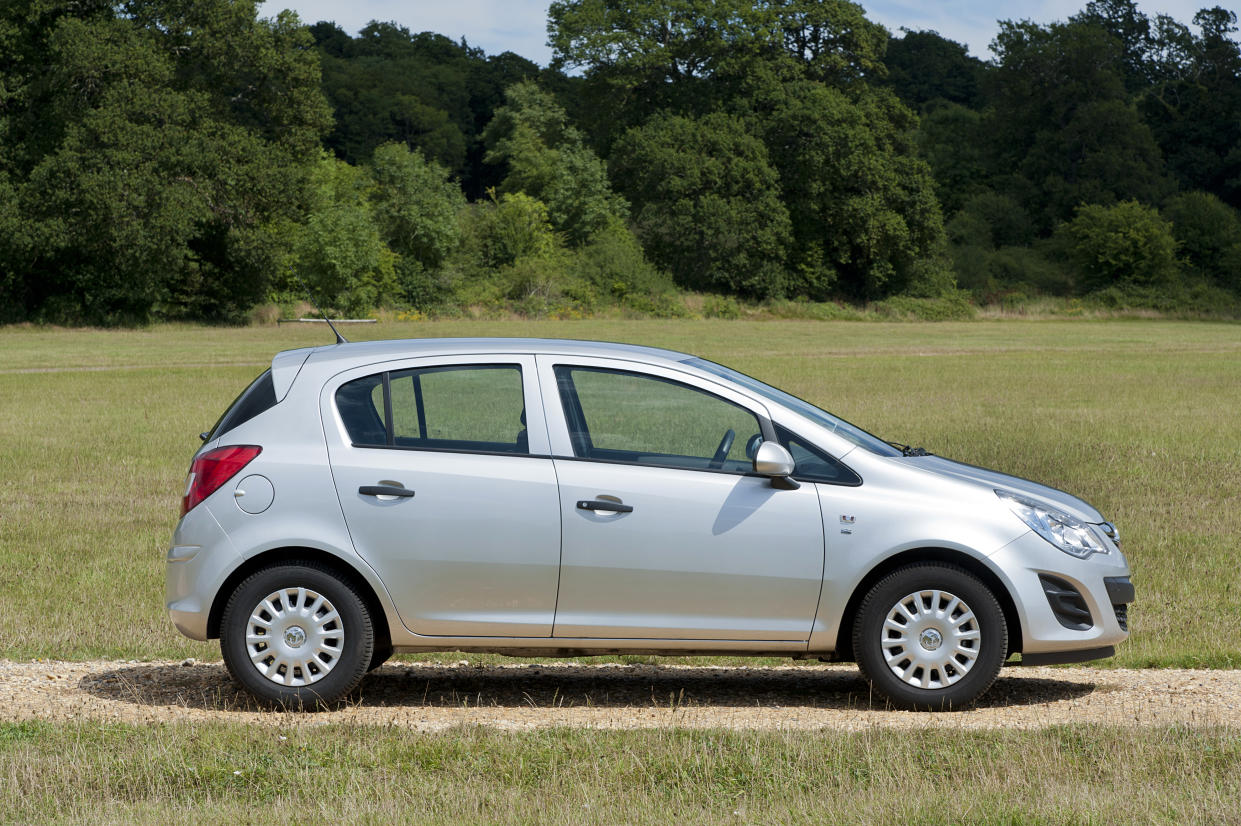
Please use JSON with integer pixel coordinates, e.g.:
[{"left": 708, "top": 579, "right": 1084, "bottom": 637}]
[{"left": 78, "top": 662, "right": 1096, "bottom": 713}]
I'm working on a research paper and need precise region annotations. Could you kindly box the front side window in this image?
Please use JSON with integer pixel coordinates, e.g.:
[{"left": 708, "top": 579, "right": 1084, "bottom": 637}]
[
  {"left": 554, "top": 366, "right": 762, "bottom": 473},
  {"left": 336, "top": 364, "right": 528, "bottom": 454}
]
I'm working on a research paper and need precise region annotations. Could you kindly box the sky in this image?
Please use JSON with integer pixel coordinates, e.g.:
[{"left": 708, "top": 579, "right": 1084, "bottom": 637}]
[{"left": 255, "top": 0, "right": 1219, "bottom": 64}]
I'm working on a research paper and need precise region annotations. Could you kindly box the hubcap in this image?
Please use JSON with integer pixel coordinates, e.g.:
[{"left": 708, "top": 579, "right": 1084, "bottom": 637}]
[
  {"left": 245, "top": 587, "right": 344, "bottom": 687},
  {"left": 881, "top": 589, "right": 981, "bottom": 690}
]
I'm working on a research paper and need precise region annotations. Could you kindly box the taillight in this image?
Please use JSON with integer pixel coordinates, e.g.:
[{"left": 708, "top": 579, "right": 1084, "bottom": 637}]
[{"left": 181, "top": 445, "right": 262, "bottom": 516}]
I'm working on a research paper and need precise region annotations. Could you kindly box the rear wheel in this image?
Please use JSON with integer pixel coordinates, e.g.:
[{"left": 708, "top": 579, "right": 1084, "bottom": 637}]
[
  {"left": 220, "top": 563, "right": 373, "bottom": 708},
  {"left": 852, "top": 563, "right": 1007, "bottom": 711}
]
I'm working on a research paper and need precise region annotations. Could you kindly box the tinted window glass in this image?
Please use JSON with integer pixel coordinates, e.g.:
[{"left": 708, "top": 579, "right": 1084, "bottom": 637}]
[
  {"left": 776, "top": 425, "right": 861, "bottom": 485},
  {"left": 336, "top": 373, "right": 388, "bottom": 446},
  {"left": 555, "top": 366, "right": 761, "bottom": 473},
  {"left": 208, "top": 369, "right": 277, "bottom": 440},
  {"left": 389, "top": 365, "right": 527, "bottom": 453}
]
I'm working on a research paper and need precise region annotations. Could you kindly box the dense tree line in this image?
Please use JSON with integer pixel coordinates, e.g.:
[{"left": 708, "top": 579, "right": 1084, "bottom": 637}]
[
  {"left": 902, "top": 1, "right": 1241, "bottom": 305},
  {"left": 1, "top": 0, "right": 1240, "bottom": 324}
]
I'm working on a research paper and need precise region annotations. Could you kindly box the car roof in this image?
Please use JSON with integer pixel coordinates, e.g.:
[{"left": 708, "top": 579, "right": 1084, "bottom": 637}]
[{"left": 290, "top": 337, "right": 697, "bottom": 370}]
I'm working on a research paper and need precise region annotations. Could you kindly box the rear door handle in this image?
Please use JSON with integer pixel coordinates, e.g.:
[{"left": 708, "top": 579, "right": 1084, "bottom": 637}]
[
  {"left": 577, "top": 499, "right": 633, "bottom": 513},
  {"left": 359, "top": 485, "right": 415, "bottom": 498}
]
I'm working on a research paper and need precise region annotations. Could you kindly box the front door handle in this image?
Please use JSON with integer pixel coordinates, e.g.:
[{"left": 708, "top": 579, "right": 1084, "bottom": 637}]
[
  {"left": 577, "top": 499, "right": 633, "bottom": 513},
  {"left": 359, "top": 485, "right": 415, "bottom": 498}
]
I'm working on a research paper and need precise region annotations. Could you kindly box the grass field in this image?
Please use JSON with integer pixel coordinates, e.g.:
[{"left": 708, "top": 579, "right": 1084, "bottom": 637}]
[
  {"left": 1, "top": 318, "right": 1239, "bottom": 666},
  {"left": 2, "top": 721, "right": 1240, "bottom": 824}
]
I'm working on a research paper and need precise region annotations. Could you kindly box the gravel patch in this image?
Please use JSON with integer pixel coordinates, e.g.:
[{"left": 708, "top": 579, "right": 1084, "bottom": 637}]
[{"left": 2, "top": 660, "right": 1237, "bottom": 731}]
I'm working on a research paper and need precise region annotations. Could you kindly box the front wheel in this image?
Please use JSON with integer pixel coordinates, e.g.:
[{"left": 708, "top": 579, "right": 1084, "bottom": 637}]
[
  {"left": 852, "top": 563, "right": 1007, "bottom": 711},
  {"left": 220, "top": 563, "right": 374, "bottom": 708}
]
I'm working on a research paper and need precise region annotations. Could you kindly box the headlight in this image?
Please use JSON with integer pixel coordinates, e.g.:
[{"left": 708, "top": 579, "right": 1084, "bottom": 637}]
[{"left": 995, "top": 490, "right": 1110, "bottom": 559}]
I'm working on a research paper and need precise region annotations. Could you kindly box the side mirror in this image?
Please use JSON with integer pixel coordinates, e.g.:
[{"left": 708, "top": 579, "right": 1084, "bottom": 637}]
[{"left": 753, "top": 441, "right": 795, "bottom": 477}]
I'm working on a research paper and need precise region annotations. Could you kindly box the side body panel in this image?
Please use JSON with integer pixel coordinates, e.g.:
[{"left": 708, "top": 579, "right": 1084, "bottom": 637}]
[
  {"left": 536, "top": 354, "right": 825, "bottom": 641},
  {"left": 807, "top": 461, "right": 1029, "bottom": 653},
  {"left": 552, "top": 459, "right": 825, "bottom": 639},
  {"left": 321, "top": 354, "right": 564, "bottom": 637}
]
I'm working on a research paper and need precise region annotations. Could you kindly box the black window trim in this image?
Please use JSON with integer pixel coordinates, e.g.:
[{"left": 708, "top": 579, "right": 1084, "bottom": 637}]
[
  {"left": 348, "top": 442, "right": 549, "bottom": 459},
  {"left": 547, "top": 452, "right": 775, "bottom": 478},
  {"left": 338, "top": 362, "right": 531, "bottom": 457}
]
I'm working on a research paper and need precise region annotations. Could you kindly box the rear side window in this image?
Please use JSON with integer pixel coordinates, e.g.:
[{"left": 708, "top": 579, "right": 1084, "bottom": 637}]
[
  {"left": 208, "top": 369, "right": 277, "bottom": 440},
  {"left": 337, "top": 364, "right": 529, "bottom": 454}
]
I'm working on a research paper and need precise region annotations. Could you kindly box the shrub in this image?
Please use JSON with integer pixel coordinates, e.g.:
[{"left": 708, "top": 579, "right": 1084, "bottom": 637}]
[
  {"left": 1063, "top": 200, "right": 1181, "bottom": 293},
  {"left": 1162, "top": 191, "right": 1241, "bottom": 292},
  {"left": 702, "top": 295, "right": 743, "bottom": 319},
  {"left": 566, "top": 219, "right": 674, "bottom": 301},
  {"left": 871, "top": 292, "right": 976, "bottom": 321},
  {"left": 475, "top": 192, "right": 560, "bottom": 269}
]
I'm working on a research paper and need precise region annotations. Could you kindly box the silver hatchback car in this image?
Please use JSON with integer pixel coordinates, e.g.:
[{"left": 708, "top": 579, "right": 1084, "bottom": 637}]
[{"left": 168, "top": 338, "right": 1132, "bottom": 710}]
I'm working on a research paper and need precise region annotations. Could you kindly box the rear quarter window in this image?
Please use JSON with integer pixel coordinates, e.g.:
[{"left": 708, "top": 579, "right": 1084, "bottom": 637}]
[{"left": 208, "top": 369, "right": 277, "bottom": 440}]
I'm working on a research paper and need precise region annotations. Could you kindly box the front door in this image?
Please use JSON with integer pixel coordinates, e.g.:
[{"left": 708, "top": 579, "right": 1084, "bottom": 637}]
[
  {"left": 541, "top": 359, "right": 825, "bottom": 640},
  {"left": 325, "top": 356, "right": 561, "bottom": 637}
]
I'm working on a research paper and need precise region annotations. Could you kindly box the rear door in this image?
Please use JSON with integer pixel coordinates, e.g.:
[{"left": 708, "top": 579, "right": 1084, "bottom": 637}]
[
  {"left": 538, "top": 356, "right": 825, "bottom": 641},
  {"left": 322, "top": 354, "right": 562, "bottom": 637}
]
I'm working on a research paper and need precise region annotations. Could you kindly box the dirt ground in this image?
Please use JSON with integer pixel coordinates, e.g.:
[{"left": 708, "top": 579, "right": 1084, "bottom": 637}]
[{"left": 2, "top": 660, "right": 1238, "bottom": 731}]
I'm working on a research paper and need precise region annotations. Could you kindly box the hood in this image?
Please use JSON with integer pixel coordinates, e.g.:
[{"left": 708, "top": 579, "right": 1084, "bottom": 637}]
[{"left": 902, "top": 455, "right": 1105, "bottom": 523}]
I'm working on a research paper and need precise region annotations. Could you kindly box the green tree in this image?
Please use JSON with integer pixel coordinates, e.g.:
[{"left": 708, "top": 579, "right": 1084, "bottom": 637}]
[
  {"left": 309, "top": 22, "right": 550, "bottom": 198},
  {"left": 548, "top": 0, "right": 889, "bottom": 150},
  {"left": 295, "top": 154, "right": 395, "bottom": 315},
  {"left": 988, "top": 19, "right": 1171, "bottom": 230},
  {"left": 1065, "top": 200, "right": 1181, "bottom": 292},
  {"left": 482, "top": 82, "right": 628, "bottom": 245},
  {"left": 883, "top": 29, "right": 985, "bottom": 110},
  {"left": 1139, "top": 8, "right": 1241, "bottom": 209},
  {"left": 369, "top": 142, "right": 466, "bottom": 306},
  {"left": 0, "top": 0, "right": 330, "bottom": 323},
  {"left": 1071, "top": 0, "right": 1155, "bottom": 91},
  {"left": 742, "top": 75, "right": 952, "bottom": 299},
  {"left": 311, "top": 23, "right": 471, "bottom": 171},
  {"left": 916, "top": 102, "right": 990, "bottom": 214},
  {"left": 610, "top": 112, "right": 791, "bottom": 297}
]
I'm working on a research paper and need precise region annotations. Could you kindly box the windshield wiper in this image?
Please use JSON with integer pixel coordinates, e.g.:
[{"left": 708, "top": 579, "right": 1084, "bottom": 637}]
[{"left": 888, "top": 441, "right": 932, "bottom": 457}]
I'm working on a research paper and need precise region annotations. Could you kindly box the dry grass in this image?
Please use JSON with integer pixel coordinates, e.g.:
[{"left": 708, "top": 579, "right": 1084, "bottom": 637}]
[{"left": 1, "top": 720, "right": 1239, "bottom": 824}]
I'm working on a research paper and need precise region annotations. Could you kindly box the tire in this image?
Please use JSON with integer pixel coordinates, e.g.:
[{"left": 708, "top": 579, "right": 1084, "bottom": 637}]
[
  {"left": 220, "top": 563, "right": 374, "bottom": 709},
  {"left": 852, "top": 563, "right": 1007, "bottom": 711}
]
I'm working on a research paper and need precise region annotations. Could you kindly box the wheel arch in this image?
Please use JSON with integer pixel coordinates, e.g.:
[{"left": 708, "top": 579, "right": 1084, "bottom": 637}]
[
  {"left": 206, "top": 546, "right": 392, "bottom": 654},
  {"left": 833, "top": 547, "right": 1023, "bottom": 662}
]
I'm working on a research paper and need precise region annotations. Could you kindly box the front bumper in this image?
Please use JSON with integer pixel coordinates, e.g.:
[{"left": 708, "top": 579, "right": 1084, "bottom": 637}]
[{"left": 990, "top": 530, "right": 1132, "bottom": 660}]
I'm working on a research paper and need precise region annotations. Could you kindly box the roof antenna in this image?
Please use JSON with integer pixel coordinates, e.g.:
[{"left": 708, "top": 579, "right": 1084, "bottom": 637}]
[{"left": 292, "top": 269, "right": 347, "bottom": 344}]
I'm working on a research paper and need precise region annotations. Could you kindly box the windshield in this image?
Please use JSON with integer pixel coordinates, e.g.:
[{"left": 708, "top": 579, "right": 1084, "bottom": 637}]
[{"left": 683, "top": 358, "right": 902, "bottom": 457}]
